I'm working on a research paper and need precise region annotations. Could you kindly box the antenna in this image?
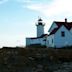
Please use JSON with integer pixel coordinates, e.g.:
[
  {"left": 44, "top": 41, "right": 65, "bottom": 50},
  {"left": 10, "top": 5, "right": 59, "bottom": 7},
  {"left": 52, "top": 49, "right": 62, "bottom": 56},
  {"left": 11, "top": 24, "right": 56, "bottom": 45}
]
[{"left": 38, "top": 16, "right": 41, "bottom": 19}]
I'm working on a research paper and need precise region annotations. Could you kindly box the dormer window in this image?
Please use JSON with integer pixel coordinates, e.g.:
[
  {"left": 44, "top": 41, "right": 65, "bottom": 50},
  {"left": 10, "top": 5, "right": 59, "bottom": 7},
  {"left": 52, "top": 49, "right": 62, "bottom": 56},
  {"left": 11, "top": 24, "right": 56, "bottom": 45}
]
[{"left": 61, "top": 31, "right": 65, "bottom": 37}]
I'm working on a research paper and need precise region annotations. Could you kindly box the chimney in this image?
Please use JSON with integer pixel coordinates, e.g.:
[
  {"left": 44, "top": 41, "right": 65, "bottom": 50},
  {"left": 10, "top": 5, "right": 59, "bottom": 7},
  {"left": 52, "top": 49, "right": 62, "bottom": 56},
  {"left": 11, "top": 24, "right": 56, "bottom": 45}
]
[{"left": 65, "top": 18, "right": 67, "bottom": 23}]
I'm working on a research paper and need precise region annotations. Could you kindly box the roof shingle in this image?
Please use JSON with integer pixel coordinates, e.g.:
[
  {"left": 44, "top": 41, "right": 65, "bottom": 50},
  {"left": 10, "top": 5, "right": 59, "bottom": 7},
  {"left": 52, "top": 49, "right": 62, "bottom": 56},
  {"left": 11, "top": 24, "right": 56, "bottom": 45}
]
[{"left": 49, "top": 21, "right": 72, "bottom": 35}]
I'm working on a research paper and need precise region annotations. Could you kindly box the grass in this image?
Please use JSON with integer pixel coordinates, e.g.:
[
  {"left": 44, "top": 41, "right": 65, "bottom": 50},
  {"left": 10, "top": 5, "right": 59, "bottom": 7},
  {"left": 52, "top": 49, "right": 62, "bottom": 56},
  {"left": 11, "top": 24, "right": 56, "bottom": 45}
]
[
  {"left": 0, "top": 45, "right": 72, "bottom": 72},
  {"left": 1, "top": 45, "right": 72, "bottom": 61}
]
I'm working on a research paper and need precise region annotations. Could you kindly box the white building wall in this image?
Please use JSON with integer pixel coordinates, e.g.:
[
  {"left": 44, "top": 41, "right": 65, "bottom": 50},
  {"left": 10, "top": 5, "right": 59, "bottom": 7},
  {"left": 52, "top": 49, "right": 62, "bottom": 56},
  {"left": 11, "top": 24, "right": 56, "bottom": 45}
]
[
  {"left": 26, "top": 38, "right": 42, "bottom": 46},
  {"left": 26, "top": 37, "right": 47, "bottom": 46},
  {"left": 46, "top": 35, "right": 54, "bottom": 47},
  {"left": 26, "top": 38, "right": 31, "bottom": 46},
  {"left": 54, "top": 26, "right": 72, "bottom": 48},
  {"left": 48, "top": 23, "right": 58, "bottom": 32},
  {"left": 70, "top": 28, "right": 72, "bottom": 34},
  {"left": 30, "top": 38, "right": 41, "bottom": 45},
  {"left": 40, "top": 37, "right": 46, "bottom": 46},
  {"left": 37, "top": 25, "right": 44, "bottom": 37}
]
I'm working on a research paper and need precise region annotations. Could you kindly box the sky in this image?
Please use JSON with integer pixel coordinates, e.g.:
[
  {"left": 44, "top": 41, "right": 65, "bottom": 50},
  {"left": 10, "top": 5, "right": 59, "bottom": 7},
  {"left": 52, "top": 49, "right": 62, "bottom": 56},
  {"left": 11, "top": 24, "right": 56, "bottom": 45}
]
[{"left": 0, "top": 0, "right": 72, "bottom": 47}]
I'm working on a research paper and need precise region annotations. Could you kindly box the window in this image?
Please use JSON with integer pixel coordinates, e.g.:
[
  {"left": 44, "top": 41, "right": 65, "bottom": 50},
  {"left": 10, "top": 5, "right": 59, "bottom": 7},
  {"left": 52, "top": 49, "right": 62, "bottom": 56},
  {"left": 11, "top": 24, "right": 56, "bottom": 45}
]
[
  {"left": 52, "top": 39, "right": 53, "bottom": 43},
  {"left": 61, "top": 31, "right": 65, "bottom": 37}
]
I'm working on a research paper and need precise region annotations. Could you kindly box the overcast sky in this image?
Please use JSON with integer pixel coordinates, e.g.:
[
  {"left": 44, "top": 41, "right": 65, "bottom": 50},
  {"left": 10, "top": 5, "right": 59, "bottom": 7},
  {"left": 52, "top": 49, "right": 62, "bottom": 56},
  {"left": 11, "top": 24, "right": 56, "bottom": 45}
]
[{"left": 0, "top": 0, "right": 72, "bottom": 47}]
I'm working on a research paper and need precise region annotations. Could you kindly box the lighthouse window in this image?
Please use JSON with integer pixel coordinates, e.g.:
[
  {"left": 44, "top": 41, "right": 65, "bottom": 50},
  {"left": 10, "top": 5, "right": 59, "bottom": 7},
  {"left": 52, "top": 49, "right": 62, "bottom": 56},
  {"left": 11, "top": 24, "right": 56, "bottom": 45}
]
[{"left": 39, "top": 22, "right": 42, "bottom": 25}]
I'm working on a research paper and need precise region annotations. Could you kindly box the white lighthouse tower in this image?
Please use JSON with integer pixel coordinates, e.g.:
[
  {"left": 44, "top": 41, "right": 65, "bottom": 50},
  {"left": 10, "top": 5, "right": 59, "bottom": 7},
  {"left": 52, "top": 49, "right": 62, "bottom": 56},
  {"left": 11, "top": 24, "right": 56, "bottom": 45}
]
[{"left": 36, "top": 18, "right": 45, "bottom": 37}]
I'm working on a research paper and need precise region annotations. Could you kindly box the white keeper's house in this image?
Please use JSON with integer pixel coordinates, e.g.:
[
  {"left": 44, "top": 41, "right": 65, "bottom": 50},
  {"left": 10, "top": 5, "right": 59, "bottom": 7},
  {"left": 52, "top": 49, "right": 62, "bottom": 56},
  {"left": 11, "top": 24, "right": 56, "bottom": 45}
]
[{"left": 26, "top": 18, "right": 72, "bottom": 48}]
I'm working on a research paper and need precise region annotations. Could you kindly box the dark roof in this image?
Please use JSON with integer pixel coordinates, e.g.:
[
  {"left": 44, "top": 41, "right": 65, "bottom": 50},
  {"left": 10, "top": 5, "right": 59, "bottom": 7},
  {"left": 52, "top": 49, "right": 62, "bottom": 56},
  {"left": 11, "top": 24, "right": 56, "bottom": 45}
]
[
  {"left": 49, "top": 21, "right": 72, "bottom": 35},
  {"left": 38, "top": 18, "right": 43, "bottom": 21},
  {"left": 30, "top": 34, "right": 48, "bottom": 39},
  {"left": 55, "top": 22, "right": 72, "bottom": 30},
  {"left": 49, "top": 28, "right": 59, "bottom": 35},
  {"left": 30, "top": 38, "right": 38, "bottom": 39},
  {"left": 40, "top": 34, "right": 48, "bottom": 38}
]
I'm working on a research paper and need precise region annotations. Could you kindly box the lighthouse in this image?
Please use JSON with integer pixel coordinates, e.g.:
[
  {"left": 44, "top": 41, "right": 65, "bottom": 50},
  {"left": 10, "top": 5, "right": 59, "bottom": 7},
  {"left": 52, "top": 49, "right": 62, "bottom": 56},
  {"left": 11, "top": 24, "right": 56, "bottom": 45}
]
[{"left": 36, "top": 18, "right": 45, "bottom": 37}]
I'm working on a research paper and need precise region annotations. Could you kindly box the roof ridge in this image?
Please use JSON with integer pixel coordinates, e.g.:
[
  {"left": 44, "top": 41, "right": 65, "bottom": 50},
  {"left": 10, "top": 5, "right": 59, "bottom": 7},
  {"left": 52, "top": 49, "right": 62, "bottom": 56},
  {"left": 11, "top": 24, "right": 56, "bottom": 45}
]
[{"left": 54, "top": 21, "right": 72, "bottom": 23}]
